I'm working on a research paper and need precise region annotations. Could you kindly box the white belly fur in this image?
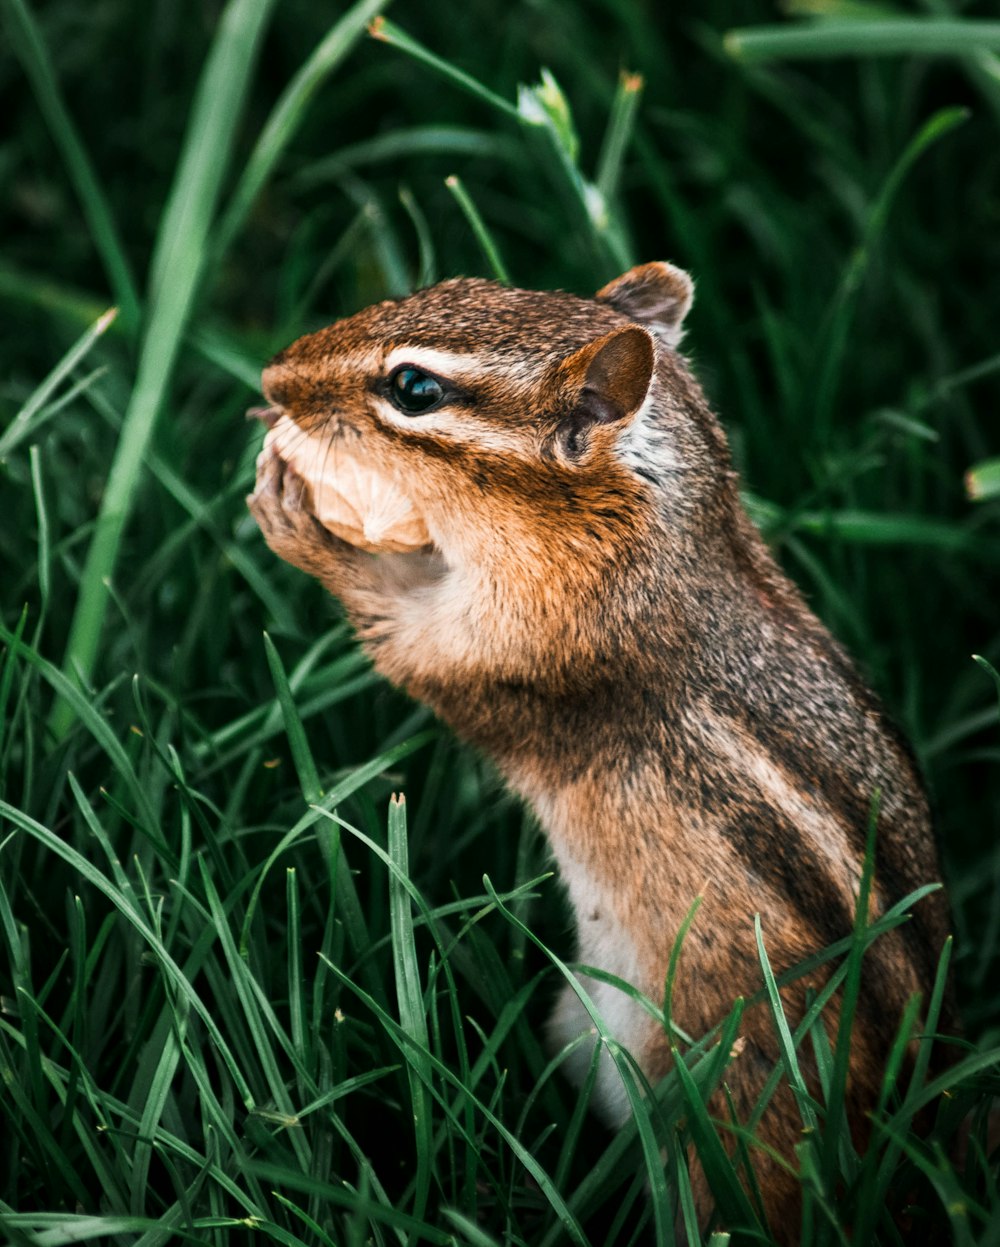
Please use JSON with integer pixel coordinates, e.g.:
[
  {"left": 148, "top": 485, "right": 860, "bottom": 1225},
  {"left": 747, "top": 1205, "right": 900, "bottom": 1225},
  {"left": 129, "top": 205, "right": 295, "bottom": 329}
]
[{"left": 546, "top": 845, "right": 652, "bottom": 1127}]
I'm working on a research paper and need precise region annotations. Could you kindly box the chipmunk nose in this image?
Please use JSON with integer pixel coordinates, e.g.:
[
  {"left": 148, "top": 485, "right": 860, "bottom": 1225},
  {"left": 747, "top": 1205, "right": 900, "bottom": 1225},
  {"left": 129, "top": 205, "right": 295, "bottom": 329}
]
[{"left": 261, "top": 355, "right": 299, "bottom": 407}]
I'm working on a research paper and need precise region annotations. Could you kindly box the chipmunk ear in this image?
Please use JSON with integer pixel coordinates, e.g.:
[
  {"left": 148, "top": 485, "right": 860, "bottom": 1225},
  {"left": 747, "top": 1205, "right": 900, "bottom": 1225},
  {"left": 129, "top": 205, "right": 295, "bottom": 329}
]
[
  {"left": 595, "top": 261, "right": 694, "bottom": 348},
  {"left": 556, "top": 323, "right": 655, "bottom": 433}
]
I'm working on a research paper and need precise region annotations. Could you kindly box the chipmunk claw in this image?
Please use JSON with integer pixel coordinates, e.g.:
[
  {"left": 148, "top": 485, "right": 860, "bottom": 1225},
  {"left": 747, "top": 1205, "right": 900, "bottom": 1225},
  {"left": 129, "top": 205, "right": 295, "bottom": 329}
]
[{"left": 248, "top": 444, "right": 347, "bottom": 576}]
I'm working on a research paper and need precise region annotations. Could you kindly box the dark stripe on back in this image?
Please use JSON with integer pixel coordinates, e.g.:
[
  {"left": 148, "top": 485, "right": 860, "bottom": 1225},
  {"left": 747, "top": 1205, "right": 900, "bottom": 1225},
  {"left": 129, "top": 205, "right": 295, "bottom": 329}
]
[{"left": 718, "top": 794, "right": 855, "bottom": 952}]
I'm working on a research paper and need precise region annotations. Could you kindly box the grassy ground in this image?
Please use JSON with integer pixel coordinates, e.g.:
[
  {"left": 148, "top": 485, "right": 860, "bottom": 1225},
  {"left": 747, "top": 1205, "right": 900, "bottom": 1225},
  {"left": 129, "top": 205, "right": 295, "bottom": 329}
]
[{"left": 2, "top": 0, "right": 1000, "bottom": 1243}]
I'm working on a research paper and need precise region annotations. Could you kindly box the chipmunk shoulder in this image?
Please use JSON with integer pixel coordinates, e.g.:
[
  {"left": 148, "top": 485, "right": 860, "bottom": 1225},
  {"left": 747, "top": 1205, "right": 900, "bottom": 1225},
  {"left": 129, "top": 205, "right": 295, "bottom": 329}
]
[{"left": 249, "top": 262, "right": 951, "bottom": 1237}]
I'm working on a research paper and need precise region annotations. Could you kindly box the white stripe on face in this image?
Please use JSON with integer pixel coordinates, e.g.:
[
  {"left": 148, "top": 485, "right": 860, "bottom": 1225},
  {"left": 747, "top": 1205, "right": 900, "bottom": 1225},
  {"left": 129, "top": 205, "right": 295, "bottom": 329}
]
[{"left": 384, "top": 346, "right": 487, "bottom": 381}]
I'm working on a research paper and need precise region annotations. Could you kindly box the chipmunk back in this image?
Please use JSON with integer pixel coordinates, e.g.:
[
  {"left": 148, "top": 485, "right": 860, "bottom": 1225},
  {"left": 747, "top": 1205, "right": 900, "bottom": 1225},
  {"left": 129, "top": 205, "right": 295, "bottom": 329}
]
[{"left": 249, "top": 262, "right": 950, "bottom": 1239}]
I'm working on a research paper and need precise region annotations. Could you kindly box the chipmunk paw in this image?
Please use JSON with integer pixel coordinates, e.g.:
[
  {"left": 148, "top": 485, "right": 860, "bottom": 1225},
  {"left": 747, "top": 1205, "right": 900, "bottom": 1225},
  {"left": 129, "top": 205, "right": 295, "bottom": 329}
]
[{"left": 248, "top": 444, "right": 350, "bottom": 577}]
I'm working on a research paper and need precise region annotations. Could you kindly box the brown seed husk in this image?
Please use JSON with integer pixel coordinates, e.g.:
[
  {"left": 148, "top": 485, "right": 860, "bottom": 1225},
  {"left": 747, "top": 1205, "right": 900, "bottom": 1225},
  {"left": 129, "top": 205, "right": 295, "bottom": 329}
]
[{"left": 264, "top": 416, "right": 431, "bottom": 553}]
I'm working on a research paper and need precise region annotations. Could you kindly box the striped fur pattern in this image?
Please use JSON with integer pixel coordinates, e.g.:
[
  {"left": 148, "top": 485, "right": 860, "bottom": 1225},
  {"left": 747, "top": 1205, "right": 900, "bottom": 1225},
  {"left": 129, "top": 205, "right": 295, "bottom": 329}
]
[{"left": 248, "top": 262, "right": 950, "bottom": 1237}]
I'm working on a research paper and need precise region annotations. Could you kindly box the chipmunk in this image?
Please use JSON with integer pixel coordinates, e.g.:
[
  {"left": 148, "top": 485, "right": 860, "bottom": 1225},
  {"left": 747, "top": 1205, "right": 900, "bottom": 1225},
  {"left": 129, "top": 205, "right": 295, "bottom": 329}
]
[{"left": 248, "top": 262, "right": 950, "bottom": 1239}]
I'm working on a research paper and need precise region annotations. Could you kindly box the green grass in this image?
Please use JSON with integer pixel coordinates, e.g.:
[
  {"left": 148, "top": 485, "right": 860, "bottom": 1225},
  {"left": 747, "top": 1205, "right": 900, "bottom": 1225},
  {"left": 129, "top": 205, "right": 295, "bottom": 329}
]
[{"left": 2, "top": 0, "right": 1000, "bottom": 1243}]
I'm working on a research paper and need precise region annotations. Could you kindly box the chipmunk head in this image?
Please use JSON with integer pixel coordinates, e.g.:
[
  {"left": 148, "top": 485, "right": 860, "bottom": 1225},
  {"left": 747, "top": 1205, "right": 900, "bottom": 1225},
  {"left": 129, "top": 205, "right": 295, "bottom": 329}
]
[
  {"left": 261, "top": 262, "right": 708, "bottom": 562},
  {"left": 264, "top": 260, "right": 691, "bottom": 446}
]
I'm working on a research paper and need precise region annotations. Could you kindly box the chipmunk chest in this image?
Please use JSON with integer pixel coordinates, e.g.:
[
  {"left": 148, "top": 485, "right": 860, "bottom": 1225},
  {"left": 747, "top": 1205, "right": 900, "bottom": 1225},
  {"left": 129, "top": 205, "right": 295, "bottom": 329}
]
[
  {"left": 554, "top": 838, "right": 647, "bottom": 985},
  {"left": 547, "top": 839, "right": 656, "bottom": 1122}
]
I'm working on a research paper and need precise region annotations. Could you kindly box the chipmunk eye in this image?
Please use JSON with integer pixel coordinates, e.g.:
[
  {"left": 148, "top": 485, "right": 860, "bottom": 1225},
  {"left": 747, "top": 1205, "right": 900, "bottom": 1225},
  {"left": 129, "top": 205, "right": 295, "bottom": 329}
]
[{"left": 389, "top": 366, "right": 445, "bottom": 414}]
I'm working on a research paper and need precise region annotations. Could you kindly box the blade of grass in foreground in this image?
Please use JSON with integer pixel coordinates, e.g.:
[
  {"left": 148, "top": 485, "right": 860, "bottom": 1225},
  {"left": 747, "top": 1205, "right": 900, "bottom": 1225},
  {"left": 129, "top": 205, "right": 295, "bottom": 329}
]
[
  {"left": 0, "top": 796, "right": 255, "bottom": 1108},
  {"left": 671, "top": 1011, "right": 764, "bottom": 1237},
  {"left": 820, "top": 797, "right": 880, "bottom": 1207},
  {"left": 483, "top": 878, "right": 677, "bottom": 1247},
  {"left": 0, "top": 307, "right": 116, "bottom": 460},
  {"left": 238, "top": 730, "right": 435, "bottom": 956},
  {"left": 0, "top": 1213, "right": 204, "bottom": 1244},
  {"left": 264, "top": 632, "right": 323, "bottom": 805},
  {"left": 386, "top": 795, "right": 434, "bottom": 1227},
  {"left": 755, "top": 916, "right": 819, "bottom": 1138},
  {"left": 0, "top": 609, "right": 30, "bottom": 784},
  {"left": 250, "top": 1164, "right": 454, "bottom": 1244},
  {"left": 49, "top": 0, "right": 277, "bottom": 741},
  {"left": 319, "top": 952, "right": 590, "bottom": 1247},
  {"left": 0, "top": 621, "right": 159, "bottom": 835},
  {"left": 850, "top": 940, "right": 953, "bottom": 1245},
  {"left": 198, "top": 860, "right": 312, "bottom": 1173}
]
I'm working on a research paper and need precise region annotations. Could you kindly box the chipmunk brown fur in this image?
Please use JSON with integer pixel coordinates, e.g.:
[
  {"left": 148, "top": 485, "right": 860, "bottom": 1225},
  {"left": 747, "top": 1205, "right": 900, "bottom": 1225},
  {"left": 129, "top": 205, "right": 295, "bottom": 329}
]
[{"left": 248, "top": 262, "right": 950, "bottom": 1239}]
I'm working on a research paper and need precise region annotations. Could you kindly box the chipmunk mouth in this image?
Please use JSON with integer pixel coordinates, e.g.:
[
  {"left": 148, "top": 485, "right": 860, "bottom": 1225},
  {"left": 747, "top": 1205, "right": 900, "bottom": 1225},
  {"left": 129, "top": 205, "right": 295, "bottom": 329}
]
[
  {"left": 249, "top": 404, "right": 361, "bottom": 447},
  {"left": 246, "top": 405, "right": 281, "bottom": 429}
]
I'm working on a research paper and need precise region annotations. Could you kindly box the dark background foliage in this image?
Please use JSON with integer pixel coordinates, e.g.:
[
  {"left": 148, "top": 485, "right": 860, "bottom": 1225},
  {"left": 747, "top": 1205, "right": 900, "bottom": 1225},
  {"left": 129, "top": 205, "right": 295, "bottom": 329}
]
[{"left": 1, "top": 0, "right": 998, "bottom": 1242}]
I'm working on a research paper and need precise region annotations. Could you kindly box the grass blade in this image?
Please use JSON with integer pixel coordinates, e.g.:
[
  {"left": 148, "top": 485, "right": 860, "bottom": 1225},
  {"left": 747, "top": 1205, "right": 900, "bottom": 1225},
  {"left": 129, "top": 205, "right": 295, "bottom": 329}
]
[
  {"left": 212, "top": 0, "right": 388, "bottom": 259},
  {"left": 444, "top": 176, "right": 510, "bottom": 283},
  {"left": 664, "top": 895, "right": 702, "bottom": 1046},
  {"left": 0, "top": 307, "right": 116, "bottom": 460},
  {"left": 239, "top": 731, "right": 435, "bottom": 955},
  {"left": 2, "top": 0, "right": 139, "bottom": 324},
  {"left": 319, "top": 951, "right": 589, "bottom": 1247},
  {"left": 368, "top": 17, "right": 520, "bottom": 120},
  {"left": 0, "top": 621, "right": 159, "bottom": 834},
  {"left": 49, "top": 0, "right": 278, "bottom": 739},
  {"left": 0, "top": 796, "right": 256, "bottom": 1108},
  {"left": 482, "top": 877, "right": 677, "bottom": 1247},
  {"left": 197, "top": 859, "right": 312, "bottom": 1172},
  {"left": 386, "top": 794, "right": 434, "bottom": 1228},
  {"left": 812, "top": 105, "right": 968, "bottom": 437},
  {"left": 754, "top": 915, "right": 819, "bottom": 1136},
  {"left": 671, "top": 1028, "right": 764, "bottom": 1236},
  {"left": 725, "top": 19, "right": 1000, "bottom": 62},
  {"left": 819, "top": 796, "right": 879, "bottom": 1205},
  {"left": 595, "top": 70, "right": 644, "bottom": 204},
  {"left": 749, "top": 502, "right": 985, "bottom": 556},
  {"left": 973, "top": 655, "right": 1000, "bottom": 720},
  {"left": 852, "top": 937, "right": 955, "bottom": 1243},
  {"left": 29, "top": 446, "right": 50, "bottom": 628},
  {"left": 263, "top": 632, "right": 323, "bottom": 804}
]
